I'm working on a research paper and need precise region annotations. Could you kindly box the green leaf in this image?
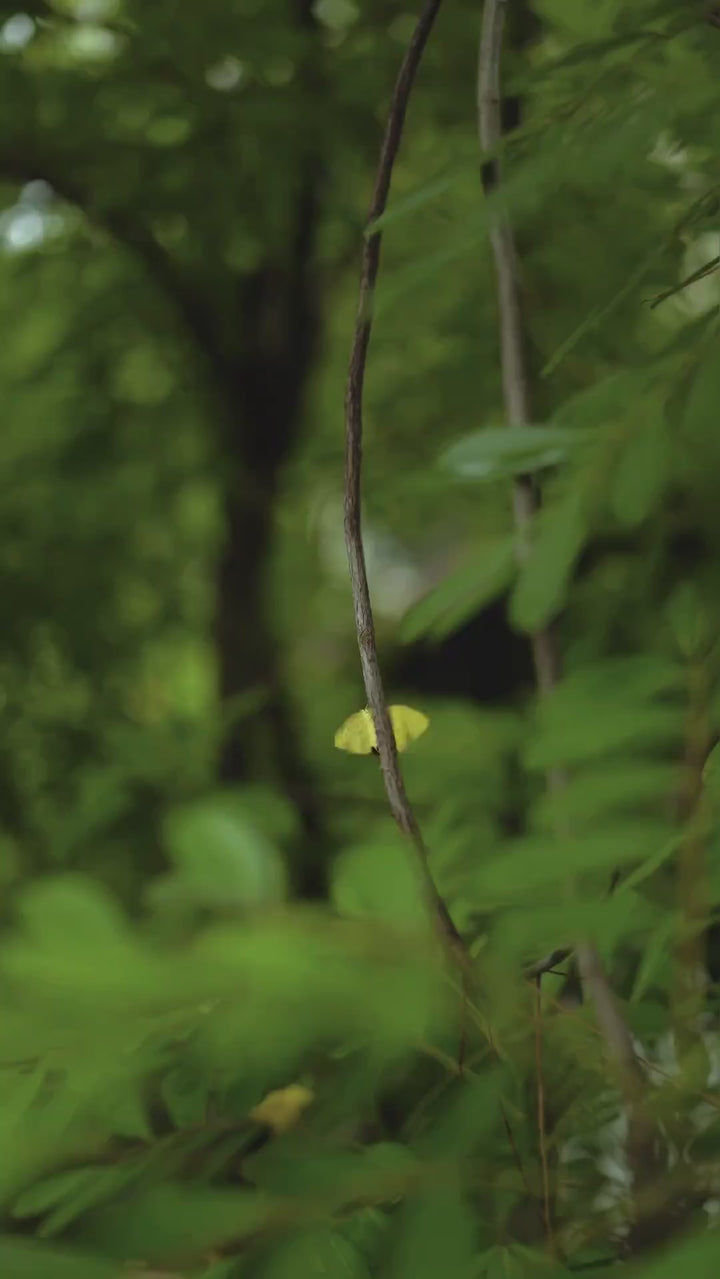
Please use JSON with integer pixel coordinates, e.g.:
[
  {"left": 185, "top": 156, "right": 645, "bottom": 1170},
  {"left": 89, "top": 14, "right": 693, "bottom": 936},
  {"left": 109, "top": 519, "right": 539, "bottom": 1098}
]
[
  {"left": 367, "top": 167, "right": 467, "bottom": 235},
  {"left": 639, "top": 1231, "right": 720, "bottom": 1279},
  {"left": 540, "top": 243, "right": 665, "bottom": 376},
  {"left": 631, "top": 915, "right": 676, "bottom": 1002},
  {"left": 0, "top": 1239, "right": 117, "bottom": 1279},
  {"left": 681, "top": 334, "right": 720, "bottom": 478},
  {"left": 536, "top": 0, "right": 623, "bottom": 39},
  {"left": 442, "top": 425, "right": 585, "bottom": 482},
  {"left": 479, "top": 1243, "right": 560, "bottom": 1278},
  {"left": 666, "top": 582, "right": 714, "bottom": 660},
  {"left": 473, "top": 822, "right": 669, "bottom": 902},
  {"left": 510, "top": 486, "right": 590, "bottom": 632},
  {"left": 534, "top": 762, "right": 676, "bottom": 831},
  {"left": 160, "top": 1064, "right": 209, "bottom": 1128},
  {"left": 256, "top": 1229, "right": 370, "bottom": 1279},
  {"left": 331, "top": 838, "right": 430, "bottom": 930},
  {"left": 617, "top": 833, "right": 681, "bottom": 893},
  {"left": 13, "top": 1164, "right": 140, "bottom": 1239},
  {"left": 376, "top": 228, "right": 485, "bottom": 313},
  {"left": 411, "top": 1073, "right": 502, "bottom": 1158},
  {"left": 81, "top": 1184, "right": 273, "bottom": 1263},
  {"left": 12, "top": 1170, "right": 100, "bottom": 1220},
  {"left": 529, "top": 700, "right": 680, "bottom": 769},
  {"left": 14, "top": 875, "right": 130, "bottom": 951},
  {"left": 399, "top": 539, "right": 517, "bottom": 642},
  {"left": 160, "top": 792, "right": 288, "bottom": 909},
  {"left": 703, "top": 740, "right": 720, "bottom": 799},
  {"left": 526, "top": 658, "right": 682, "bottom": 768},
  {"left": 611, "top": 415, "right": 669, "bottom": 528},
  {"left": 381, "top": 1183, "right": 477, "bottom": 1279}
]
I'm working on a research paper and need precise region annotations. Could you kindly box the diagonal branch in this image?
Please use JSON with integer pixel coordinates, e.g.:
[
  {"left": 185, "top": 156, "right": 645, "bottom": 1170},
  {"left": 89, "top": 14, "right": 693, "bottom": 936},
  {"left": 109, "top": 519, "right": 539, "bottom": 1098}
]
[
  {"left": 477, "top": 0, "right": 644, "bottom": 1098},
  {"left": 343, "top": 0, "right": 463, "bottom": 958}
]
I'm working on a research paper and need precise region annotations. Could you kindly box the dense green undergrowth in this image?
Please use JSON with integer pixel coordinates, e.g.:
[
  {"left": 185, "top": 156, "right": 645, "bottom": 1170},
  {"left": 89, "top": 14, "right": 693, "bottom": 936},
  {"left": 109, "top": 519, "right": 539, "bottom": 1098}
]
[{"left": 2, "top": 0, "right": 720, "bottom": 1274}]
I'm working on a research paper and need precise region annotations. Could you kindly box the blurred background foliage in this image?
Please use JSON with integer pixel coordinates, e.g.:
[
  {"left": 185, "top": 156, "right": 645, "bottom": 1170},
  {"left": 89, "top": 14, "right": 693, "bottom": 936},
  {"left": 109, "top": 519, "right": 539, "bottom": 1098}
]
[{"left": 1, "top": 0, "right": 720, "bottom": 1274}]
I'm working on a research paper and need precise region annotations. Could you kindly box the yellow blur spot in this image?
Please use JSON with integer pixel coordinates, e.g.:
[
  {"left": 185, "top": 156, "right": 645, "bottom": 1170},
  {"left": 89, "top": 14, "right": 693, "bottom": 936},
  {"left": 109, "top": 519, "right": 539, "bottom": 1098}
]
[{"left": 248, "top": 1084, "right": 314, "bottom": 1134}]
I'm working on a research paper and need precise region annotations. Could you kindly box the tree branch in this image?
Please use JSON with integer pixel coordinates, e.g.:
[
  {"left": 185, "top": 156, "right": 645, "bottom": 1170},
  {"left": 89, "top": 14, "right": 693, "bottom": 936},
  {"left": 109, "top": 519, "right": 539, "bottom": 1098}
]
[
  {"left": 343, "top": 0, "right": 463, "bottom": 959},
  {"left": 477, "top": 0, "right": 644, "bottom": 1097}
]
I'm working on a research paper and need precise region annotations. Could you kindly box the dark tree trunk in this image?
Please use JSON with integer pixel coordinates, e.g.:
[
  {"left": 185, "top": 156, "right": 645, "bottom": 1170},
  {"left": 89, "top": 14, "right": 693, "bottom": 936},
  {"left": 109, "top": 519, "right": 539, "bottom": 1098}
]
[{"left": 213, "top": 161, "right": 329, "bottom": 898}]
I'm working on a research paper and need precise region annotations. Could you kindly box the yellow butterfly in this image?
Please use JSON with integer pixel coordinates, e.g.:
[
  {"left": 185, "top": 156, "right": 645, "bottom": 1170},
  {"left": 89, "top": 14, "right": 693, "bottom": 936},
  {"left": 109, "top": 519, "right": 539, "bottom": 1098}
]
[{"left": 334, "top": 704, "right": 429, "bottom": 755}]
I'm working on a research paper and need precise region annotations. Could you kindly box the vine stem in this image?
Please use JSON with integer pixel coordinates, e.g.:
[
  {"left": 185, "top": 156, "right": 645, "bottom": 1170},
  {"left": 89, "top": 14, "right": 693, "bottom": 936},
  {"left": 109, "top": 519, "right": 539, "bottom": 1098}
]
[
  {"left": 476, "top": 0, "right": 645, "bottom": 1100},
  {"left": 343, "top": 0, "right": 464, "bottom": 963},
  {"left": 534, "top": 978, "right": 555, "bottom": 1256}
]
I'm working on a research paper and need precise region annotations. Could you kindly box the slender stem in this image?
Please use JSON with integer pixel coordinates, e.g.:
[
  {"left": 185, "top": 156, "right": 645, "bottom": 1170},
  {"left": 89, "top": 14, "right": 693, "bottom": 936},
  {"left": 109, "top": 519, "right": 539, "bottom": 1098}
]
[
  {"left": 534, "top": 979, "right": 555, "bottom": 1257},
  {"left": 476, "top": 0, "right": 644, "bottom": 1097},
  {"left": 343, "top": 0, "right": 463, "bottom": 958}
]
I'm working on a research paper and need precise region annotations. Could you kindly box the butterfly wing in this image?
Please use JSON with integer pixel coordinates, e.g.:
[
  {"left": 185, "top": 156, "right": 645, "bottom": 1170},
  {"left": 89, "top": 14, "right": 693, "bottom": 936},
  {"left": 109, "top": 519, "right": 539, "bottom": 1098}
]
[
  {"left": 334, "top": 708, "right": 376, "bottom": 754},
  {"left": 389, "top": 705, "right": 430, "bottom": 752},
  {"left": 335, "top": 705, "right": 429, "bottom": 753}
]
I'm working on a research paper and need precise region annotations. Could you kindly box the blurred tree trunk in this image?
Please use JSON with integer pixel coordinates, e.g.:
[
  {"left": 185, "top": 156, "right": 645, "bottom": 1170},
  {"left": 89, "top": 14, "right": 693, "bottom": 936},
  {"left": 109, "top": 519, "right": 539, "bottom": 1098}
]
[
  {"left": 214, "top": 166, "right": 328, "bottom": 895},
  {"left": 0, "top": 3, "right": 330, "bottom": 895},
  {"left": 211, "top": 2, "right": 329, "bottom": 895}
]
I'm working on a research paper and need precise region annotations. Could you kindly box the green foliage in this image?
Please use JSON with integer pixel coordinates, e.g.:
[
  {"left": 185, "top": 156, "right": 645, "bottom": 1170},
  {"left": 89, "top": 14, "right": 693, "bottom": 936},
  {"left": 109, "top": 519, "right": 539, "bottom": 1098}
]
[
  {"left": 2, "top": 0, "right": 720, "bottom": 1275},
  {"left": 442, "top": 425, "right": 586, "bottom": 482},
  {"left": 399, "top": 539, "right": 518, "bottom": 642}
]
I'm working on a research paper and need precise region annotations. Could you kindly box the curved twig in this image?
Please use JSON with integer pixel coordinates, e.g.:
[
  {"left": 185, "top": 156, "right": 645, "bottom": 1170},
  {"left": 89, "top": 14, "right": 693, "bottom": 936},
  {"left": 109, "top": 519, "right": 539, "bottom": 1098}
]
[{"left": 343, "top": 0, "right": 463, "bottom": 957}]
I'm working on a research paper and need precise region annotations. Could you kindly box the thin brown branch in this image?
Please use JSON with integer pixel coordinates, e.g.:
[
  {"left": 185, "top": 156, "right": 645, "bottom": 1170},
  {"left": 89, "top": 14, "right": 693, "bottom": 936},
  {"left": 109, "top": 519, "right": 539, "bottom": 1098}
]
[
  {"left": 500, "top": 1101, "right": 533, "bottom": 1202},
  {"left": 343, "top": 0, "right": 464, "bottom": 961},
  {"left": 534, "top": 978, "right": 555, "bottom": 1257},
  {"left": 476, "top": 0, "right": 644, "bottom": 1099}
]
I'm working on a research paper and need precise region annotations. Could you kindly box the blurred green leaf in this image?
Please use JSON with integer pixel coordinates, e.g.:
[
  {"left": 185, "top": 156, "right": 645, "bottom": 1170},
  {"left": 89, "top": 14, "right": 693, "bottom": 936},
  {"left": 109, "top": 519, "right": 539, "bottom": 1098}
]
[
  {"left": 510, "top": 486, "right": 591, "bottom": 632},
  {"left": 611, "top": 413, "right": 669, "bottom": 528},
  {"left": 13, "top": 1164, "right": 139, "bottom": 1239},
  {"left": 255, "top": 1229, "right": 370, "bottom": 1279},
  {"left": 331, "top": 838, "right": 430, "bottom": 930},
  {"left": 442, "top": 425, "right": 586, "bottom": 482},
  {"left": 160, "top": 1064, "right": 209, "bottom": 1128},
  {"left": 160, "top": 792, "right": 288, "bottom": 909},
  {"left": 526, "top": 658, "right": 682, "bottom": 769},
  {"left": 631, "top": 915, "right": 676, "bottom": 1002},
  {"left": 0, "top": 1239, "right": 117, "bottom": 1279},
  {"left": 399, "top": 540, "right": 517, "bottom": 642},
  {"left": 81, "top": 1183, "right": 273, "bottom": 1263},
  {"left": 380, "top": 1184, "right": 477, "bottom": 1279},
  {"left": 367, "top": 168, "right": 467, "bottom": 235},
  {"left": 473, "top": 822, "right": 669, "bottom": 902},
  {"left": 534, "top": 762, "right": 676, "bottom": 831},
  {"left": 666, "top": 582, "right": 714, "bottom": 660}
]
